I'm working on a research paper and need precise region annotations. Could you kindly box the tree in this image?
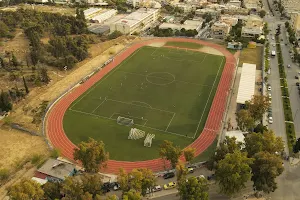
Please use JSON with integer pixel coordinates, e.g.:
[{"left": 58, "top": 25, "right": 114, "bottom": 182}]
[
  {"left": 215, "top": 151, "right": 254, "bottom": 196},
  {"left": 159, "top": 140, "right": 182, "bottom": 169},
  {"left": 8, "top": 178, "right": 44, "bottom": 200},
  {"left": 43, "top": 182, "right": 62, "bottom": 200},
  {"left": 74, "top": 138, "right": 109, "bottom": 173},
  {"left": 259, "top": 10, "right": 266, "bottom": 18},
  {"left": 23, "top": 76, "right": 29, "bottom": 94},
  {"left": 61, "top": 177, "right": 84, "bottom": 200},
  {"left": 11, "top": 53, "right": 18, "bottom": 67},
  {"left": 253, "top": 123, "right": 268, "bottom": 133},
  {"left": 108, "top": 31, "right": 123, "bottom": 40},
  {"left": 40, "top": 67, "right": 50, "bottom": 84},
  {"left": 106, "top": 195, "right": 119, "bottom": 200},
  {"left": 183, "top": 147, "right": 196, "bottom": 165},
  {"left": 176, "top": 161, "right": 188, "bottom": 182},
  {"left": 123, "top": 189, "right": 141, "bottom": 200},
  {"left": 246, "top": 95, "right": 270, "bottom": 122},
  {"left": 178, "top": 176, "right": 209, "bottom": 200},
  {"left": 293, "top": 138, "right": 300, "bottom": 153},
  {"left": 236, "top": 109, "right": 255, "bottom": 131},
  {"left": 117, "top": 168, "right": 156, "bottom": 196},
  {"left": 285, "top": 21, "right": 290, "bottom": 28},
  {"left": 81, "top": 174, "right": 103, "bottom": 198},
  {"left": 244, "top": 130, "right": 285, "bottom": 158},
  {"left": 0, "top": 90, "right": 13, "bottom": 112},
  {"left": 251, "top": 152, "right": 284, "bottom": 193},
  {"left": 214, "top": 136, "right": 242, "bottom": 164}
]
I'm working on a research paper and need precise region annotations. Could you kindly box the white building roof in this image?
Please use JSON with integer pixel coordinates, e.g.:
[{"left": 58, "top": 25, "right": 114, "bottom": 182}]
[
  {"left": 84, "top": 8, "right": 102, "bottom": 17},
  {"left": 236, "top": 63, "right": 256, "bottom": 104},
  {"left": 225, "top": 130, "right": 246, "bottom": 144},
  {"left": 114, "top": 8, "right": 158, "bottom": 28},
  {"left": 31, "top": 177, "right": 48, "bottom": 185}
]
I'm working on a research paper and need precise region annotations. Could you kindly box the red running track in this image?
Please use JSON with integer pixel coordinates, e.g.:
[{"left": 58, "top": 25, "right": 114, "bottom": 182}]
[{"left": 46, "top": 38, "right": 236, "bottom": 174}]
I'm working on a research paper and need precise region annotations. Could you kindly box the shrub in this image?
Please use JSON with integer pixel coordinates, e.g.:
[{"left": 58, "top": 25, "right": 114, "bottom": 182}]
[
  {"left": 0, "top": 169, "right": 10, "bottom": 181},
  {"left": 50, "top": 148, "right": 61, "bottom": 158}
]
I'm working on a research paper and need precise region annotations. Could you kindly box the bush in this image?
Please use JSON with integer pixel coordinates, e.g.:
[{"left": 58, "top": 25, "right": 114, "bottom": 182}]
[
  {"left": 0, "top": 169, "right": 9, "bottom": 181},
  {"left": 50, "top": 148, "right": 61, "bottom": 158},
  {"left": 31, "top": 154, "right": 44, "bottom": 165},
  {"left": 108, "top": 31, "right": 123, "bottom": 40}
]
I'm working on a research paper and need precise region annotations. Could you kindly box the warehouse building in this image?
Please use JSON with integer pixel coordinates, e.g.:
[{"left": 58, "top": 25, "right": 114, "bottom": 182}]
[{"left": 110, "top": 8, "right": 159, "bottom": 34}]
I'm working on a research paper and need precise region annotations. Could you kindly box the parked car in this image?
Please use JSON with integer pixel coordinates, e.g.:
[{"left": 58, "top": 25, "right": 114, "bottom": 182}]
[
  {"left": 163, "top": 172, "right": 175, "bottom": 179},
  {"left": 163, "top": 182, "right": 176, "bottom": 190},
  {"left": 207, "top": 174, "right": 215, "bottom": 180},
  {"left": 268, "top": 86, "right": 272, "bottom": 91},
  {"left": 296, "top": 82, "right": 299, "bottom": 86},
  {"left": 109, "top": 182, "right": 120, "bottom": 191},
  {"left": 268, "top": 93, "right": 272, "bottom": 99},
  {"left": 268, "top": 116, "right": 273, "bottom": 124},
  {"left": 287, "top": 64, "right": 291, "bottom": 68},
  {"left": 146, "top": 185, "right": 162, "bottom": 194},
  {"left": 295, "top": 76, "right": 299, "bottom": 79},
  {"left": 101, "top": 183, "right": 111, "bottom": 193}
]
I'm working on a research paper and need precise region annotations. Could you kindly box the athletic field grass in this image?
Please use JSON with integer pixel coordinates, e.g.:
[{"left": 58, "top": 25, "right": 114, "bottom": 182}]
[
  {"left": 63, "top": 46, "right": 225, "bottom": 161},
  {"left": 165, "top": 41, "right": 203, "bottom": 49}
]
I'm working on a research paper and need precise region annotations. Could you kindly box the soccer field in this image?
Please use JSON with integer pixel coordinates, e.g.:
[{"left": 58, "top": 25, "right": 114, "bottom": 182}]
[{"left": 63, "top": 46, "right": 225, "bottom": 161}]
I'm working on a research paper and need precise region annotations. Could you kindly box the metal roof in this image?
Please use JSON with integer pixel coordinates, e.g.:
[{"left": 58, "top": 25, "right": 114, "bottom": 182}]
[{"left": 236, "top": 63, "right": 256, "bottom": 104}]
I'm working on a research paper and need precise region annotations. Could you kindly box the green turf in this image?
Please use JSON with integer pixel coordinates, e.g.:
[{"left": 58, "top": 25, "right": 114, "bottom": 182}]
[
  {"left": 164, "top": 41, "right": 203, "bottom": 49},
  {"left": 63, "top": 46, "right": 225, "bottom": 161}
]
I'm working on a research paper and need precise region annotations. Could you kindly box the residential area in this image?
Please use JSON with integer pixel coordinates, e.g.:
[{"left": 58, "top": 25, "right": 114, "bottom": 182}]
[{"left": 0, "top": 0, "right": 300, "bottom": 199}]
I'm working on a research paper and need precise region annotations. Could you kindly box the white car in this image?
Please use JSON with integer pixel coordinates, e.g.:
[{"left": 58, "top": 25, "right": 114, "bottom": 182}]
[
  {"left": 268, "top": 86, "right": 272, "bottom": 91},
  {"left": 268, "top": 116, "right": 273, "bottom": 124},
  {"left": 268, "top": 93, "right": 272, "bottom": 99}
]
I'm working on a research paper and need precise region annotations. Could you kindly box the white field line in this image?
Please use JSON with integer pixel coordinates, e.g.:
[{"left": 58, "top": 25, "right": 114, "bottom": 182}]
[
  {"left": 192, "top": 57, "right": 225, "bottom": 139},
  {"left": 165, "top": 113, "right": 176, "bottom": 132},
  {"left": 92, "top": 99, "right": 106, "bottom": 113}
]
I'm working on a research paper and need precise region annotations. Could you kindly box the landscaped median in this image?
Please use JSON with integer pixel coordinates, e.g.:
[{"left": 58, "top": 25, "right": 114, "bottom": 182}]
[{"left": 275, "top": 35, "right": 296, "bottom": 153}]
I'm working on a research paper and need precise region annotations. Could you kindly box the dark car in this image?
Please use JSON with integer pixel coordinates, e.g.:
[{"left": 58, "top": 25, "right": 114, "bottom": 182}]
[
  {"left": 101, "top": 183, "right": 111, "bottom": 193},
  {"left": 207, "top": 174, "right": 215, "bottom": 180},
  {"left": 109, "top": 182, "right": 120, "bottom": 191},
  {"left": 296, "top": 76, "right": 299, "bottom": 79},
  {"left": 296, "top": 82, "right": 299, "bottom": 86},
  {"left": 163, "top": 172, "right": 175, "bottom": 179}
]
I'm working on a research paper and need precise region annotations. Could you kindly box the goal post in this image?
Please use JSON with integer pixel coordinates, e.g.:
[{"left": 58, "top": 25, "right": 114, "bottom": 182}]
[
  {"left": 128, "top": 128, "right": 145, "bottom": 140},
  {"left": 144, "top": 133, "right": 155, "bottom": 147},
  {"left": 117, "top": 116, "right": 134, "bottom": 126}
]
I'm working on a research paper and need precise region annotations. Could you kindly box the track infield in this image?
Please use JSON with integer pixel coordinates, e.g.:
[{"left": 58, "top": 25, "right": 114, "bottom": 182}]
[{"left": 46, "top": 38, "right": 236, "bottom": 173}]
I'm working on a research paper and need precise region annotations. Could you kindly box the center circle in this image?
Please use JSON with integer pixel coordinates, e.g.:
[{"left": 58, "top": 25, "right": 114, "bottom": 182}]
[{"left": 146, "top": 72, "right": 175, "bottom": 86}]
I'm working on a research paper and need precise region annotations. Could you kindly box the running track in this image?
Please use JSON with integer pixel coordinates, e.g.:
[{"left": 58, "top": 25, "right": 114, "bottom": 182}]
[{"left": 46, "top": 38, "right": 236, "bottom": 174}]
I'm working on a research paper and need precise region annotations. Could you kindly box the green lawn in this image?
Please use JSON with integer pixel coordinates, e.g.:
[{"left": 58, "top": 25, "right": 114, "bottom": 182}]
[
  {"left": 238, "top": 47, "right": 263, "bottom": 69},
  {"left": 164, "top": 41, "right": 203, "bottom": 49},
  {"left": 63, "top": 46, "right": 224, "bottom": 161}
]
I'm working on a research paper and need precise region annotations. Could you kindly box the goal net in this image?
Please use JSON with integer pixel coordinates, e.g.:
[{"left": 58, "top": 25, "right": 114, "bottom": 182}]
[
  {"left": 144, "top": 133, "right": 155, "bottom": 147},
  {"left": 128, "top": 128, "right": 145, "bottom": 140},
  {"left": 117, "top": 116, "right": 134, "bottom": 126}
]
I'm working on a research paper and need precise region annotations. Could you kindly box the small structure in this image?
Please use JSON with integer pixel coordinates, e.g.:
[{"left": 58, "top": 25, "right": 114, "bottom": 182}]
[
  {"left": 128, "top": 128, "right": 145, "bottom": 140},
  {"left": 236, "top": 63, "right": 256, "bottom": 105},
  {"left": 144, "top": 133, "right": 155, "bottom": 147},
  {"left": 225, "top": 130, "right": 246, "bottom": 149},
  {"left": 247, "top": 41, "right": 257, "bottom": 48},
  {"left": 227, "top": 41, "right": 242, "bottom": 50},
  {"left": 117, "top": 116, "right": 134, "bottom": 126},
  {"left": 35, "top": 158, "right": 77, "bottom": 182}
]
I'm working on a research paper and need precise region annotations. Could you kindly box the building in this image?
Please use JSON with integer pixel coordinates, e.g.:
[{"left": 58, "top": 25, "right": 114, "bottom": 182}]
[
  {"left": 35, "top": 158, "right": 77, "bottom": 182},
  {"left": 227, "top": 41, "right": 242, "bottom": 50},
  {"left": 223, "top": 5, "right": 249, "bottom": 15},
  {"left": 84, "top": 8, "right": 103, "bottom": 20},
  {"left": 91, "top": 9, "right": 117, "bottom": 23},
  {"left": 172, "top": 3, "right": 196, "bottom": 13},
  {"left": 236, "top": 63, "right": 256, "bottom": 105},
  {"left": 195, "top": 8, "right": 219, "bottom": 17},
  {"left": 225, "top": 130, "right": 246, "bottom": 148},
  {"left": 211, "top": 21, "right": 231, "bottom": 39},
  {"left": 159, "top": 19, "right": 203, "bottom": 32},
  {"left": 227, "top": 0, "right": 241, "bottom": 8},
  {"left": 241, "top": 15, "right": 264, "bottom": 38},
  {"left": 110, "top": 8, "right": 159, "bottom": 34},
  {"left": 244, "top": 0, "right": 261, "bottom": 10},
  {"left": 281, "top": 0, "right": 300, "bottom": 16},
  {"left": 220, "top": 15, "right": 238, "bottom": 27}
]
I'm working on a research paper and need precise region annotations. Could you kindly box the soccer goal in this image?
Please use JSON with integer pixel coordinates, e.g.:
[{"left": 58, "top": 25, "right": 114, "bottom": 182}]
[
  {"left": 144, "top": 133, "right": 155, "bottom": 147},
  {"left": 117, "top": 116, "right": 134, "bottom": 126},
  {"left": 128, "top": 128, "right": 145, "bottom": 140}
]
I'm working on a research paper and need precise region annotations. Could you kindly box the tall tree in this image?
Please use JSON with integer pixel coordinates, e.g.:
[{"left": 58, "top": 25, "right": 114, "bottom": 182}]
[
  {"left": 106, "top": 195, "right": 119, "bottom": 200},
  {"left": 11, "top": 53, "right": 18, "bottom": 68},
  {"left": 40, "top": 67, "right": 50, "bottom": 84},
  {"left": 244, "top": 130, "right": 284, "bottom": 158},
  {"left": 122, "top": 189, "right": 141, "bottom": 200},
  {"left": 251, "top": 152, "right": 284, "bottom": 193},
  {"left": 176, "top": 161, "right": 188, "bottom": 182},
  {"left": 246, "top": 95, "right": 270, "bottom": 122},
  {"left": 23, "top": 76, "right": 29, "bottom": 94},
  {"left": 215, "top": 151, "right": 254, "bottom": 196},
  {"left": 81, "top": 174, "right": 103, "bottom": 198},
  {"left": 236, "top": 109, "right": 255, "bottom": 131},
  {"left": 118, "top": 168, "right": 130, "bottom": 193},
  {"left": 43, "top": 182, "right": 62, "bottom": 200},
  {"left": 293, "top": 138, "right": 300, "bottom": 153},
  {"left": 61, "top": 177, "right": 84, "bottom": 200},
  {"left": 178, "top": 176, "right": 209, "bottom": 200},
  {"left": 0, "top": 90, "right": 13, "bottom": 112},
  {"left": 73, "top": 138, "right": 109, "bottom": 173},
  {"left": 8, "top": 178, "right": 44, "bottom": 200},
  {"left": 159, "top": 140, "right": 182, "bottom": 169},
  {"left": 214, "top": 136, "right": 243, "bottom": 164},
  {"left": 183, "top": 147, "right": 196, "bottom": 165}
]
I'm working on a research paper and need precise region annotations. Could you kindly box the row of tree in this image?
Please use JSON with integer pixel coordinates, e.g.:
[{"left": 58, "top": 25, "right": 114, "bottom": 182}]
[{"left": 152, "top": 26, "right": 198, "bottom": 38}]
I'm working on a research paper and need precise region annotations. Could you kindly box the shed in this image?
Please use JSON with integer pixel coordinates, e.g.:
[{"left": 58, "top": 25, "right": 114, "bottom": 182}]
[{"left": 236, "top": 63, "right": 256, "bottom": 104}]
